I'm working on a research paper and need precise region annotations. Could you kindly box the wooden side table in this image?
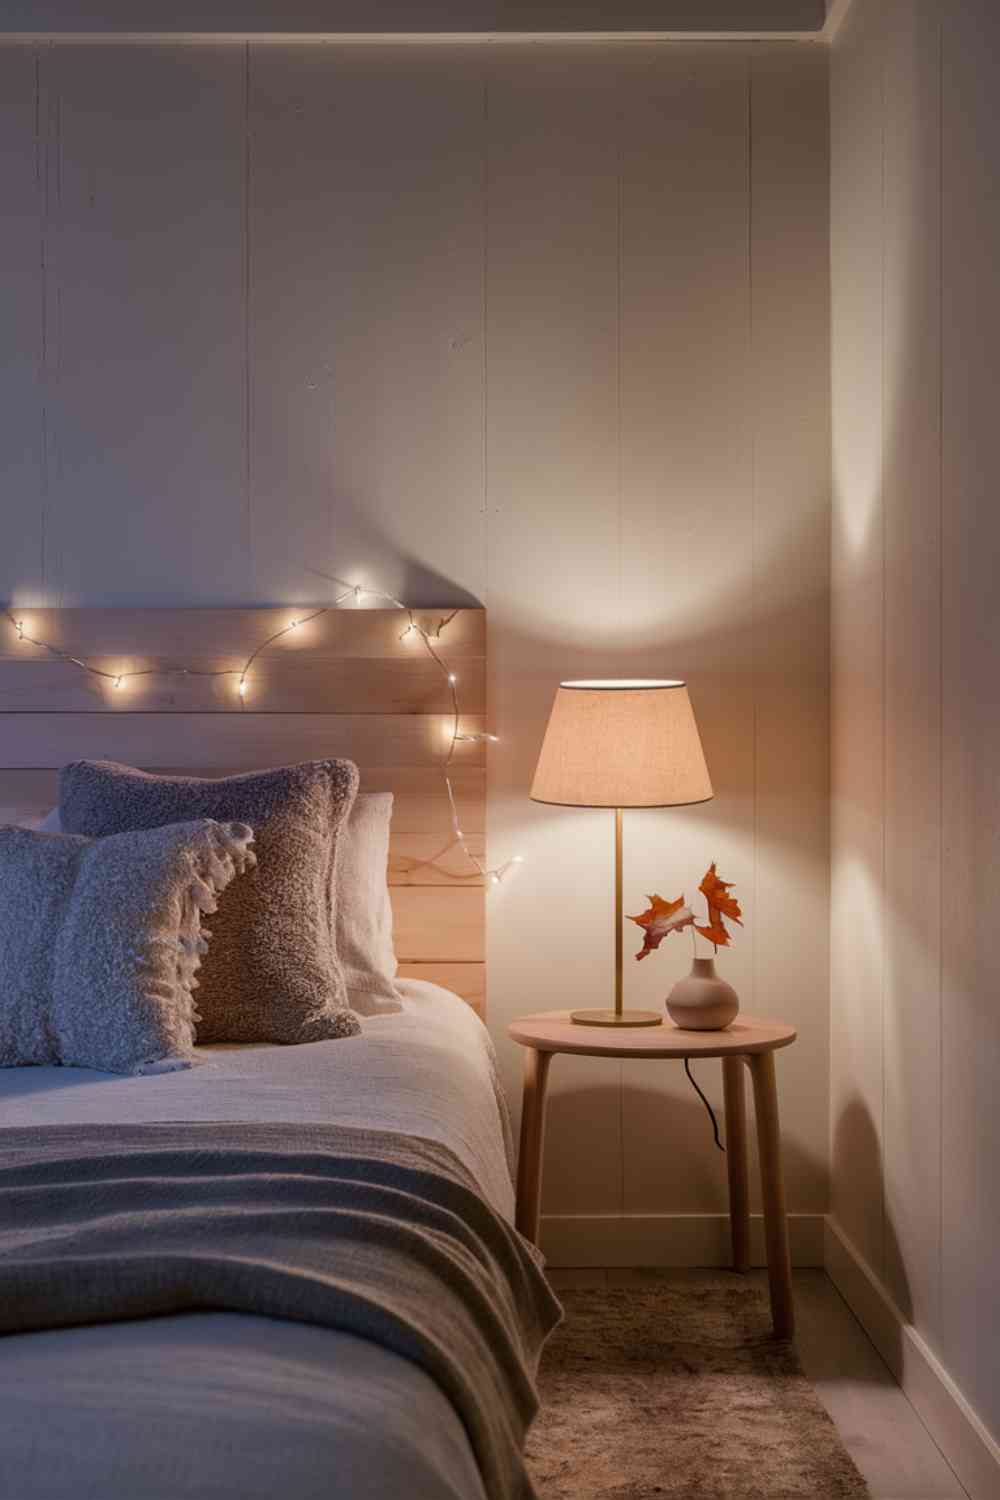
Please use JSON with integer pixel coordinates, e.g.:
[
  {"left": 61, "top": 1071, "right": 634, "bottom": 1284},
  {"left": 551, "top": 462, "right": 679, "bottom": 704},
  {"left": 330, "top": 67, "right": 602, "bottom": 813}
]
[{"left": 508, "top": 1011, "right": 798, "bottom": 1338}]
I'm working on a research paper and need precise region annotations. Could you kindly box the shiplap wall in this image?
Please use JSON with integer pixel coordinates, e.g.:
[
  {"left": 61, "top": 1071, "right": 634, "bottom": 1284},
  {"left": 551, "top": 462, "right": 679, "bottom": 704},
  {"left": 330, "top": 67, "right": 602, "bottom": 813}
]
[
  {"left": 0, "top": 39, "right": 830, "bottom": 1262},
  {"left": 831, "top": 0, "right": 1000, "bottom": 1456}
]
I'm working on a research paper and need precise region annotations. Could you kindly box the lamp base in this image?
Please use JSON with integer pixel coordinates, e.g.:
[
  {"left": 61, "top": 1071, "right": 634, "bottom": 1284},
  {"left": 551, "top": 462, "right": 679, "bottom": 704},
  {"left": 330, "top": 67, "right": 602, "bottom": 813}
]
[{"left": 570, "top": 1008, "right": 663, "bottom": 1028}]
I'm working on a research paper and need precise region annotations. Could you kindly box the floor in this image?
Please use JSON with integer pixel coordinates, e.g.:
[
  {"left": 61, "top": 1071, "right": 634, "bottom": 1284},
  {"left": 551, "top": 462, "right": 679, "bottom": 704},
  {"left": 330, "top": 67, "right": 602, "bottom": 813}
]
[{"left": 545, "top": 1267, "right": 970, "bottom": 1500}]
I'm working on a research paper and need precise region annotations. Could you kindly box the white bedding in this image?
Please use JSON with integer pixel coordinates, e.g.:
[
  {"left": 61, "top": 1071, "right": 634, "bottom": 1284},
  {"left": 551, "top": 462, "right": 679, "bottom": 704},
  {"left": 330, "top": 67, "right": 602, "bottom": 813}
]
[{"left": 0, "top": 982, "right": 513, "bottom": 1500}]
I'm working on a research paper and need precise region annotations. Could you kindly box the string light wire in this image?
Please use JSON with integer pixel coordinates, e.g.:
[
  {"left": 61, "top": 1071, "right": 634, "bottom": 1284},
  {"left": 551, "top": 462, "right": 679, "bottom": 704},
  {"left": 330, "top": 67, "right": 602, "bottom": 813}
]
[{"left": 5, "top": 594, "right": 521, "bottom": 886}]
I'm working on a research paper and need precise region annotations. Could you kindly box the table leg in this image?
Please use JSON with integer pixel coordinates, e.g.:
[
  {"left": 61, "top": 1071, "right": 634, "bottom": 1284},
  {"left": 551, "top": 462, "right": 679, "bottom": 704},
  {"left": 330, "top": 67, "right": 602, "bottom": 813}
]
[
  {"left": 722, "top": 1055, "right": 750, "bottom": 1273},
  {"left": 515, "top": 1048, "right": 552, "bottom": 1245},
  {"left": 748, "top": 1050, "right": 794, "bottom": 1337}
]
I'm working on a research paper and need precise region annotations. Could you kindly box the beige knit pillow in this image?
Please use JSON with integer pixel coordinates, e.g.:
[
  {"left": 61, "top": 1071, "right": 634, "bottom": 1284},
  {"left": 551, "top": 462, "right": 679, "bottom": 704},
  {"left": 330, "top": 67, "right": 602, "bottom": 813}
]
[
  {"left": 0, "top": 820, "right": 255, "bottom": 1075},
  {"left": 59, "top": 758, "right": 361, "bottom": 1044}
]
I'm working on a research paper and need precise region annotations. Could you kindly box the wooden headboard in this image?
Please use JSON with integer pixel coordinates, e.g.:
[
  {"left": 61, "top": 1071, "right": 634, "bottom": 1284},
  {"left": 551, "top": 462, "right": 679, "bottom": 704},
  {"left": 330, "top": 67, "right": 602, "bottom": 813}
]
[{"left": 0, "top": 607, "right": 486, "bottom": 1016}]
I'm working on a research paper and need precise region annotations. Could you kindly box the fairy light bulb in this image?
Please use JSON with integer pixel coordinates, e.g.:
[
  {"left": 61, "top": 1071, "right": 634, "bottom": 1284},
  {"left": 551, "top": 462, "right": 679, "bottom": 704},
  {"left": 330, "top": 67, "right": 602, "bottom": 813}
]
[
  {"left": 15, "top": 620, "right": 25, "bottom": 640},
  {"left": 112, "top": 675, "right": 123, "bottom": 690},
  {"left": 353, "top": 586, "right": 363, "bottom": 601},
  {"left": 448, "top": 673, "right": 457, "bottom": 685},
  {"left": 238, "top": 677, "right": 248, "bottom": 698}
]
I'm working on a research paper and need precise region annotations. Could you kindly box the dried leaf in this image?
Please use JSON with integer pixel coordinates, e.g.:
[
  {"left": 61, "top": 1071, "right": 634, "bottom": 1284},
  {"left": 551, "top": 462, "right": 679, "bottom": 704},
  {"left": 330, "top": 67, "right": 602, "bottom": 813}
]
[
  {"left": 699, "top": 863, "right": 743, "bottom": 926},
  {"left": 629, "top": 893, "right": 694, "bottom": 961},
  {"left": 695, "top": 920, "right": 732, "bottom": 949}
]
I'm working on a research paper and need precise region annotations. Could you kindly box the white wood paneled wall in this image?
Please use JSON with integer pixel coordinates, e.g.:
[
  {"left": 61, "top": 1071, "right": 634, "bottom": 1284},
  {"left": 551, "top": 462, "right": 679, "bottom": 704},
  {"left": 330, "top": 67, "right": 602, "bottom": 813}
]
[
  {"left": 0, "top": 39, "right": 830, "bottom": 1258},
  {"left": 831, "top": 0, "right": 1000, "bottom": 1463}
]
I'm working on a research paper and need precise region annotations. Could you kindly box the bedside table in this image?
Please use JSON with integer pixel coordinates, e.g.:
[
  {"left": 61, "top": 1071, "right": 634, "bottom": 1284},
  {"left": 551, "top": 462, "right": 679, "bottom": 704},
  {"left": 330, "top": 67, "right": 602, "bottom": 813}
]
[{"left": 508, "top": 1011, "right": 798, "bottom": 1338}]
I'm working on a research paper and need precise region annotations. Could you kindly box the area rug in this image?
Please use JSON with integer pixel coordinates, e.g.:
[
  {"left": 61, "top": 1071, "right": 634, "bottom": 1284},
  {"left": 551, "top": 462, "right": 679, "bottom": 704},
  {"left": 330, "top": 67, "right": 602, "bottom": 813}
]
[{"left": 525, "top": 1275, "right": 870, "bottom": 1499}]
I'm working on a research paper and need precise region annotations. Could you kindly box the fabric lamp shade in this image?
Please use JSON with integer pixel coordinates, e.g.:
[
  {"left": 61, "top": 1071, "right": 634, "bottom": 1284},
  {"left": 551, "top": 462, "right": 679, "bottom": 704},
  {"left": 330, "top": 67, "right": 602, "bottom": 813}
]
[{"left": 530, "top": 680, "right": 713, "bottom": 809}]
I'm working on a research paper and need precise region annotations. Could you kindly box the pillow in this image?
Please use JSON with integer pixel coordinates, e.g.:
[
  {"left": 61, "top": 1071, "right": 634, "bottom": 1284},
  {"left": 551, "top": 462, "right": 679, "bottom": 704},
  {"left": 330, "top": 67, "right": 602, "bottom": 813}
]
[
  {"left": 41, "top": 796, "right": 404, "bottom": 1018},
  {"left": 338, "top": 793, "right": 403, "bottom": 1017},
  {"left": 59, "top": 759, "right": 361, "bottom": 1045},
  {"left": 0, "top": 820, "right": 255, "bottom": 1075}
]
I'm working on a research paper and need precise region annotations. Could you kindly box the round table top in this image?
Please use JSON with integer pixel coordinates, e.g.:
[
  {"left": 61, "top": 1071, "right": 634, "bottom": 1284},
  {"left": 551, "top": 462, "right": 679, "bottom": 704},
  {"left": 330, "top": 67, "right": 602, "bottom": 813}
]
[{"left": 507, "top": 1011, "right": 797, "bottom": 1059}]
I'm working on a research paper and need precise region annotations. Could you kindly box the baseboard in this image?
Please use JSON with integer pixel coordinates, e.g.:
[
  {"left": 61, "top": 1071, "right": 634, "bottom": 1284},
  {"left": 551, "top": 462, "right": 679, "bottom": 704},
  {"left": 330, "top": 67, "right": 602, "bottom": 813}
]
[
  {"left": 540, "top": 1211, "right": 825, "bottom": 1268},
  {"left": 824, "top": 1217, "right": 1000, "bottom": 1500}
]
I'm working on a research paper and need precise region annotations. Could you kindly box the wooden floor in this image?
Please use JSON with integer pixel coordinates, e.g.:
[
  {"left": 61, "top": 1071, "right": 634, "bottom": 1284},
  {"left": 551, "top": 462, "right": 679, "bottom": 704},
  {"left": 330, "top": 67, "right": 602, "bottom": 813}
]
[{"left": 546, "top": 1267, "right": 969, "bottom": 1500}]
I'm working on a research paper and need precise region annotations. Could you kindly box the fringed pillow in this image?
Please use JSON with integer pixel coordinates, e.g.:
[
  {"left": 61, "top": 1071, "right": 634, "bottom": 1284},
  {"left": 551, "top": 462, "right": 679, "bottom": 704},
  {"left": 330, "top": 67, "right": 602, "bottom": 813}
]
[
  {"left": 0, "top": 820, "right": 255, "bottom": 1075},
  {"left": 58, "top": 758, "right": 361, "bottom": 1044}
]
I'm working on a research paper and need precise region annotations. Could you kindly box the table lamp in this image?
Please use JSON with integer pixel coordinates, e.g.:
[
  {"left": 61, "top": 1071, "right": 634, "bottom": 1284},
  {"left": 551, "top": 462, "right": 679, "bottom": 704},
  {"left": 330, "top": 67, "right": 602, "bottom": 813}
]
[{"left": 530, "top": 679, "right": 713, "bottom": 1027}]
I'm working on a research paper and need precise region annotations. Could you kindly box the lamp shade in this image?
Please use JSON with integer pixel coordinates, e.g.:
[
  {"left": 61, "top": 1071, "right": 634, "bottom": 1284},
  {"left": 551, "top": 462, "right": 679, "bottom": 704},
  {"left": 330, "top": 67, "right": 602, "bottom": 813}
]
[{"left": 530, "top": 679, "right": 713, "bottom": 809}]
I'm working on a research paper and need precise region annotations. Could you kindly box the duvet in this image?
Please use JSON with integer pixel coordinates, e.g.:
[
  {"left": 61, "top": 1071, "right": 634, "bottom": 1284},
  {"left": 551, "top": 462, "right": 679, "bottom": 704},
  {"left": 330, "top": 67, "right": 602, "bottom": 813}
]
[{"left": 0, "top": 982, "right": 559, "bottom": 1500}]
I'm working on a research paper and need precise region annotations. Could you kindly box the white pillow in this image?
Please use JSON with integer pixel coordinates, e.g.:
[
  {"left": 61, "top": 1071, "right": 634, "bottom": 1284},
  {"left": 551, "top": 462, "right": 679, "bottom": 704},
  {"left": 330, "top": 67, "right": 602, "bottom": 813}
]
[
  {"left": 38, "top": 795, "right": 403, "bottom": 1019},
  {"left": 336, "top": 792, "right": 403, "bottom": 1017}
]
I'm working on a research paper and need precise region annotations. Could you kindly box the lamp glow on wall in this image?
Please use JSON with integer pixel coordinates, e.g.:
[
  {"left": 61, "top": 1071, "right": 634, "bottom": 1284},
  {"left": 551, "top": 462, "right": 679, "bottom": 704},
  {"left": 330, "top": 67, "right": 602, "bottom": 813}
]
[{"left": 530, "top": 680, "right": 713, "bottom": 1027}]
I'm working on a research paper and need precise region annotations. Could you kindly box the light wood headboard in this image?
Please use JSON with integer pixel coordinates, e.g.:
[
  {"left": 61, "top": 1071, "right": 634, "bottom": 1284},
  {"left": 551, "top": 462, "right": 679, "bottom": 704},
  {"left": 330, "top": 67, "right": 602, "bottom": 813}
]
[{"left": 0, "top": 607, "right": 486, "bottom": 1016}]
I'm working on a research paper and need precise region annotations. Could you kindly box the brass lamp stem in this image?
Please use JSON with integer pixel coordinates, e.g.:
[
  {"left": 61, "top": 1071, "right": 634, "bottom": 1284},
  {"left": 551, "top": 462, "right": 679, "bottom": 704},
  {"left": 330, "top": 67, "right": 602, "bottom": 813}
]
[
  {"left": 568, "top": 803, "right": 661, "bottom": 1027},
  {"left": 614, "top": 806, "right": 623, "bottom": 1018}
]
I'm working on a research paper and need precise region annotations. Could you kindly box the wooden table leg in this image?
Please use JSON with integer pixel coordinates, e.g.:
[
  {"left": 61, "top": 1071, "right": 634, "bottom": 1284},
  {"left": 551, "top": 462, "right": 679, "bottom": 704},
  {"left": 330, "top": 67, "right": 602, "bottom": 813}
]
[
  {"left": 515, "top": 1048, "right": 552, "bottom": 1245},
  {"left": 748, "top": 1050, "right": 794, "bottom": 1337},
  {"left": 722, "top": 1055, "right": 750, "bottom": 1273}
]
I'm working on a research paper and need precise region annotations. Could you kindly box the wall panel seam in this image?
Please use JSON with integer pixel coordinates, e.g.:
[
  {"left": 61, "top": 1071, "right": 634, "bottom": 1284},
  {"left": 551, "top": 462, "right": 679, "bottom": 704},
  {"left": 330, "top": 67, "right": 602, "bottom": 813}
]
[
  {"left": 747, "top": 53, "right": 757, "bottom": 1025},
  {"left": 878, "top": 7, "right": 888, "bottom": 1286},
  {"left": 935, "top": 3, "right": 944, "bottom": 1352},
  {"left": 243, "top": 41, "right": 254, "bottom": 592}
]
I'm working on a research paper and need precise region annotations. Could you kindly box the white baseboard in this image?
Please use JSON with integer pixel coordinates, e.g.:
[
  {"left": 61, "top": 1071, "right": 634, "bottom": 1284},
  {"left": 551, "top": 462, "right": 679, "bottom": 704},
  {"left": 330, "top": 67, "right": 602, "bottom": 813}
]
[
  {"left": 540, "top": 1211, "right": 825, "bottom": 1268},
  {"left": 824, "top": 1217, "right": 1000, "bottom": 1500}
]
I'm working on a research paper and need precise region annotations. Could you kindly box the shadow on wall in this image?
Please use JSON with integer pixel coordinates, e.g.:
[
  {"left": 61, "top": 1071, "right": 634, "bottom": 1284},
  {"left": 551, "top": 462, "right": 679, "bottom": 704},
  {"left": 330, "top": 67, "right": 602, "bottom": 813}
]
[
  {"left": 542, "top": 1077, "right": 829, "bottom": 1221},
  {"left": 831, "top": 1092, "right": 912, "bottom": 1332},
  {"left": 290, "top": 488, "right": 484, "bottom": 611}
]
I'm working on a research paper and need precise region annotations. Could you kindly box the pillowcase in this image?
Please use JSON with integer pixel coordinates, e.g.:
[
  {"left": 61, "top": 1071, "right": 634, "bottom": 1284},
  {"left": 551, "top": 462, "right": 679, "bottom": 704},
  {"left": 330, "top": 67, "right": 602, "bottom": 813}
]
[
  {"left": 0, "top": 820, "right": 255, "bottom": 1075},
  {"left": 338, "top": 793, "right": 403, "bottom": 1017},
  {"left": 59, "top": 758, "right": 361, "bottom": 1045}
]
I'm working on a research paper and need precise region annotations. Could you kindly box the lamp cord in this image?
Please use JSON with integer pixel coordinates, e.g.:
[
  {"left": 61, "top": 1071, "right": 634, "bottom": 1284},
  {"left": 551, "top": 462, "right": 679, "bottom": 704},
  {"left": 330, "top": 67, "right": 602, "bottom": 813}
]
[{"left": 684, "top": 1058, "right": 725, "bottom": 1153}]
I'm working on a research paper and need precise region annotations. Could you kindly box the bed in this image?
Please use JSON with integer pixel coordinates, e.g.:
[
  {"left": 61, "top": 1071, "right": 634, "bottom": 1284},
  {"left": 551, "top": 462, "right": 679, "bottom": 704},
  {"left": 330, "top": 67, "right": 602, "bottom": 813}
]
[{"left": 0, "top": 606, "right": 557, "bottom": 1500}]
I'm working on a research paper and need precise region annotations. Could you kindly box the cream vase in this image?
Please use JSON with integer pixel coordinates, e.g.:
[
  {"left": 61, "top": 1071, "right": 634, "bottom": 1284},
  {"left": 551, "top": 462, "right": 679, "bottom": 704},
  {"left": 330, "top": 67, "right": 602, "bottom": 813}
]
[{"left": 666, "top": 956, "right": 739, "bottom": 1031}]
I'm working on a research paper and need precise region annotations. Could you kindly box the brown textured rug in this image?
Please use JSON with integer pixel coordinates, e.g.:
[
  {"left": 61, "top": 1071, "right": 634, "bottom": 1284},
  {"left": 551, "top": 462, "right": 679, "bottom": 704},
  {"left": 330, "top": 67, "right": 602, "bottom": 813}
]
[{"left": 526, "top": 1276, "right": 870, "bottom": 1500}]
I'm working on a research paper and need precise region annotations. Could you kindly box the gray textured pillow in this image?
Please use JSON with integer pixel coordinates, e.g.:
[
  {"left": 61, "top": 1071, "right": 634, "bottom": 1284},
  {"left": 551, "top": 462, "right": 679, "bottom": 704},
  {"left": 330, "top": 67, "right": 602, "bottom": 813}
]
[
  {"left": 38, "top": 795, "right": 404, "bottom": 1018},
  {"left": 59, "top": 759, "right": 361, "bottom": 1045},
  {"left": 338, "top": 793, "right": 403, "bottom": 1017},
  {"left": 0, "top": 820, "right": 255, "bottom": 1075}
]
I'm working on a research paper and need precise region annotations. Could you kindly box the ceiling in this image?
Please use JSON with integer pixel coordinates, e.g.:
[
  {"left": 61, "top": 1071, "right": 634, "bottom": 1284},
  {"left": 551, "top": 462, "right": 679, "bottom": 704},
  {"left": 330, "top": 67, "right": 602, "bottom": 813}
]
[{"left": 0, "top": 1, "right": 830, "bottom": 38}]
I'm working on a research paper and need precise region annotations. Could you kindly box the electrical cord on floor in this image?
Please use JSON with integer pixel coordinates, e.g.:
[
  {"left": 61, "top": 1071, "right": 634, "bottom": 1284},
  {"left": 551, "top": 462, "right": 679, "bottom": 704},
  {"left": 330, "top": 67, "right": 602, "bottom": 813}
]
[{"left": 684, "top": 1057, "right": 725, "bottom": 1152}]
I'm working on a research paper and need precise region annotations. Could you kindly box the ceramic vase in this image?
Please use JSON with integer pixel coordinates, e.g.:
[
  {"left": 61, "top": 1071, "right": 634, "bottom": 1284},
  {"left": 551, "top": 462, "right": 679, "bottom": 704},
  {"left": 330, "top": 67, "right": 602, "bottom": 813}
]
[{"left": 666, "top": 956, "right": 739, "bottom": 1030}]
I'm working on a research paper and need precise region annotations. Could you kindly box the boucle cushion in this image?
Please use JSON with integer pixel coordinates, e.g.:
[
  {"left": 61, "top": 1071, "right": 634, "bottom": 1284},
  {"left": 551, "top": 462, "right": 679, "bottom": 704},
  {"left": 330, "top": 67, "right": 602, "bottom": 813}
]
[
  {"left": 59, "top": 759, "right": 361, "bottom": 1045},
  {"left": 39, "top": 795, "right": 404, "bottom": 1018},
  {"left": 338, "top": 793, "right": 403, "bottom": 1017},
  {"left": 0, "top": 820, "right": 255, "bottom": 1075}
]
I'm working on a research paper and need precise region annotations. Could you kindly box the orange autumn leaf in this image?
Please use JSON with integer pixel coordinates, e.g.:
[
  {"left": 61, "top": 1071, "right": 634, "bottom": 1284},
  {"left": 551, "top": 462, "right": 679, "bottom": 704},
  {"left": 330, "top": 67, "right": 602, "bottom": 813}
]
[
  {"left": 628, "top": 893, "right": 694, "bottom": 961},
  {"left": 695, "top": 920, "right": 732, "bottom": 949},
  {"left": 699, "top": 863, "right": 743, "bottom": 927}
]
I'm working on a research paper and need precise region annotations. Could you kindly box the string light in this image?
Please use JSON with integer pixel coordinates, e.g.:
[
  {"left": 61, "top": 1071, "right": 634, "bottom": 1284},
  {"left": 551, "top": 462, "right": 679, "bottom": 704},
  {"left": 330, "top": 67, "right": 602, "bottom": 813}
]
[{"left": 4, "top": 595, "right": 523, "bottom": 887}]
